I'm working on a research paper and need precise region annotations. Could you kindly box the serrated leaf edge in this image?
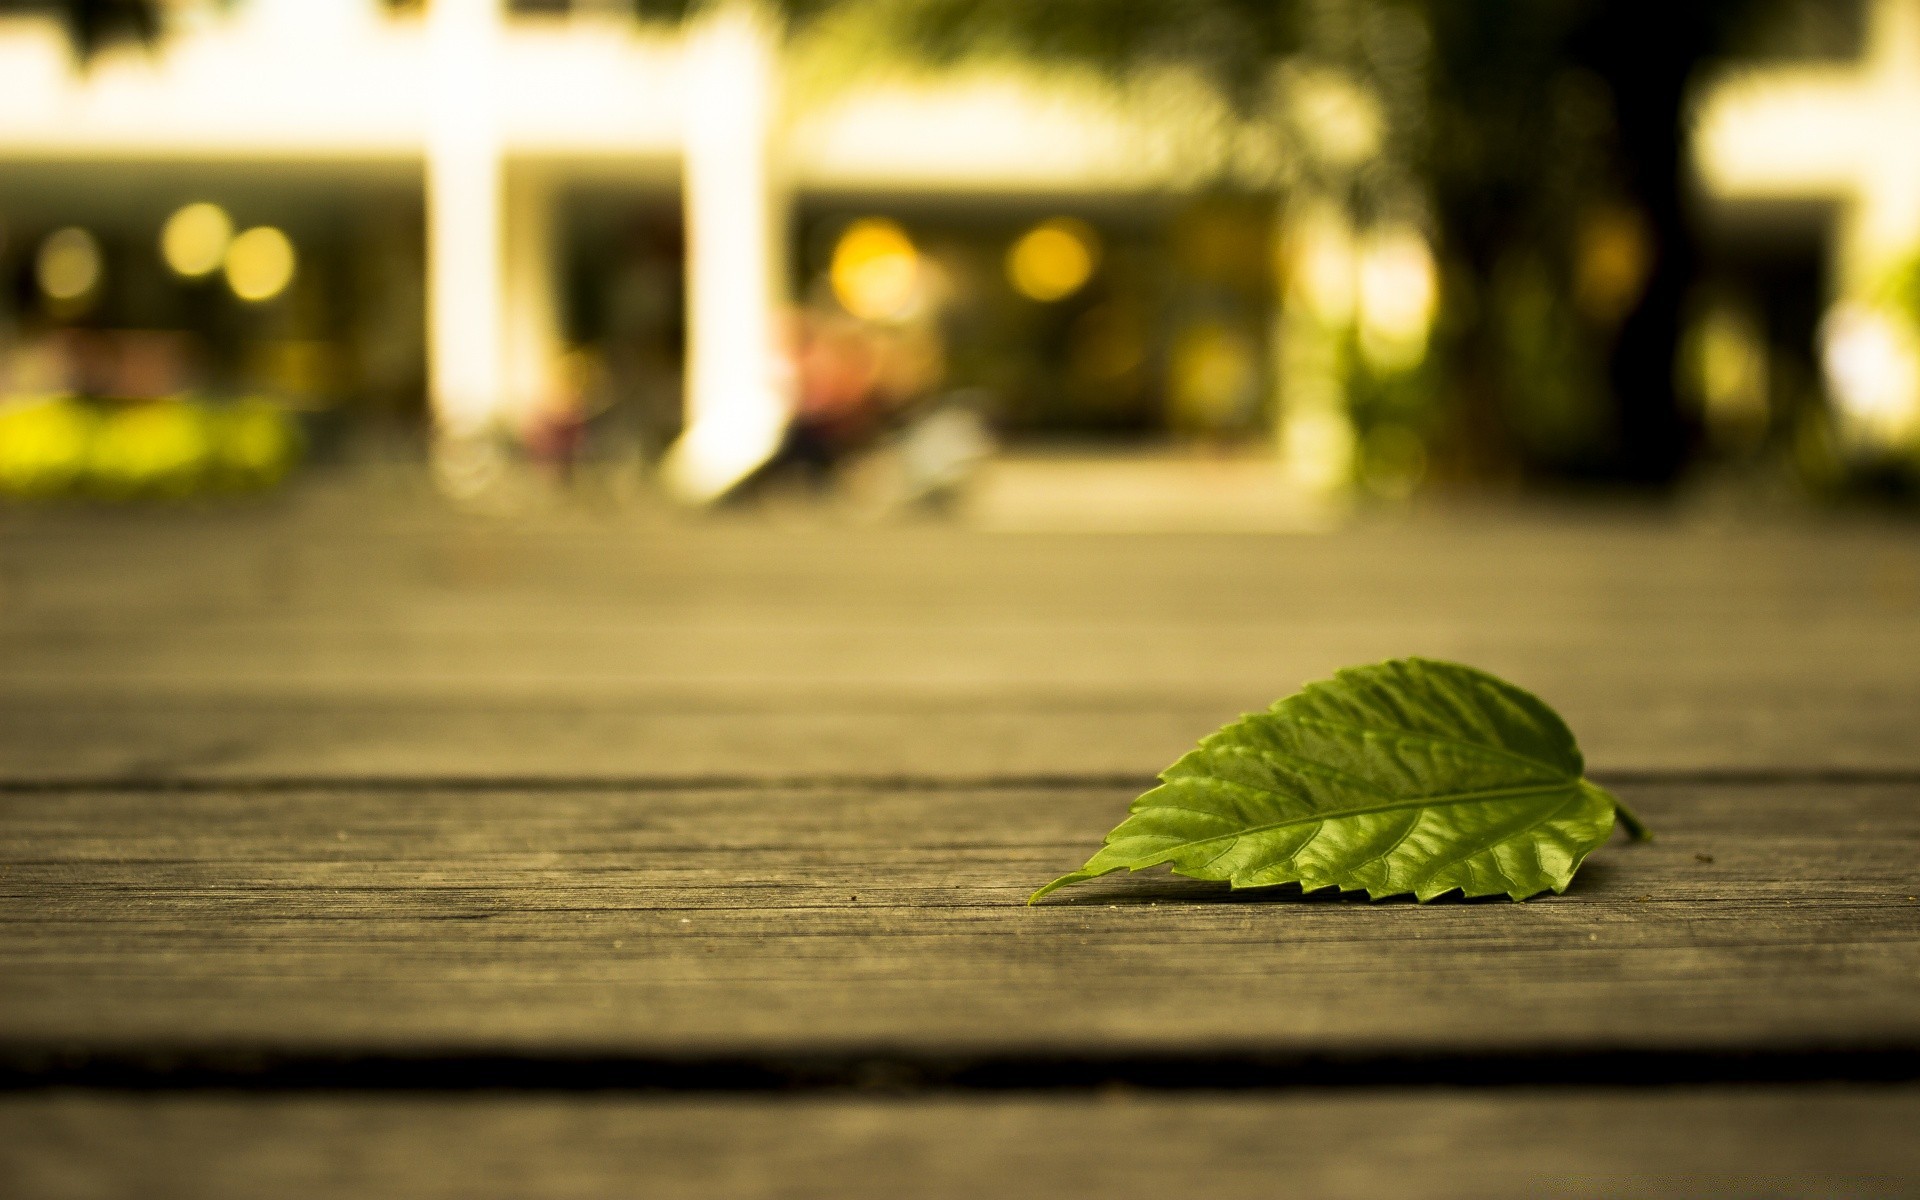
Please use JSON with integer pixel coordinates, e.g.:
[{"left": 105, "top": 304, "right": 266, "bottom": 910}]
[{"left": 1031, "top": 779, "right": 1619, "bottom": 904}]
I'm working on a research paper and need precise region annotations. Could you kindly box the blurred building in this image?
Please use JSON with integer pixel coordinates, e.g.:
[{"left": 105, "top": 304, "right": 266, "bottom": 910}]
[
  {"left": 0, "top": 0, "right": 1277, "bottom": 503},
  {"left": 14, "top": 0, "right": 1912, "bottom": 508},
  {"left": 1694, "top": 0, "right": 1920, "bottom": 479}
]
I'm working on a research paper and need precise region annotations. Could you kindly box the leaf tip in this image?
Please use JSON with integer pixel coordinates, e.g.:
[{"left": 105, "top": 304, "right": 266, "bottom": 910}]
[{"left": 1027, "top": 871, "right": 1090, "bottom": 905}]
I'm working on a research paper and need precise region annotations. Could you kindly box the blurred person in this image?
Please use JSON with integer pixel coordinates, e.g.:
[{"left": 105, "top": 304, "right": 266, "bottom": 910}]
[
  {"left": 783, "top": 306, "right": 883, "bottom": 485},
  {"left": 520, "top": 370, "right": 590, "bottom": 487},
  {"left": 772, "top": 296, "right": 952, "bottom": 484}
]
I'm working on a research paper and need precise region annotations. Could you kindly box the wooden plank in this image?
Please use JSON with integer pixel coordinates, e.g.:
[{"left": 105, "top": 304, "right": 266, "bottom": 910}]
[
  {"left": 1, "top": 685, "right": 1917, "bottom": 779},
  {"left": 5, "top": 781, "right": 1916, "bottom": 1060},
  {"left": 3, "top": 1088, "right": 1916, "bottom": 1199},
  {"left": 0, "top": 694, "right": 1218, "bottom": 782},
  {"left": 2, "top": 505, "right": 1918, "bottom": 775}
]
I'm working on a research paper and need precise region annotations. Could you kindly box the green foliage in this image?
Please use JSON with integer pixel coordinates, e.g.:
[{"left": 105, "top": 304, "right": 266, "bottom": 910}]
[
  {"left": 0, "top": 396, "right": 97, "bottom": 496},
  {"left": 87, "top": 400, "right": 212, "bottom": 497},
  {"left": 209, "top": 398, "right": 306, "bottom": 491},
  {"left": 29, "top": 0, "right": 161, "bottom": 61},
  {"left": 0, "top": 395, "right": 303, "bottom": 501},
  {"left": 1034, "top": 658, "right": 1647, "bottom": 904}
]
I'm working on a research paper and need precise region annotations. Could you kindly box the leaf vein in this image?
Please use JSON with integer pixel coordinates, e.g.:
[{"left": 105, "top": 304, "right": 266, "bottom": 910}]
[
  {"left": 1137, "top": 781, "right": 1581, "bottom": 859},
  {"left": 1406, "top": 791, "right": 1584, "bottom": 892},
  {"left": 1342, "top": 807, "right": 1425, "bottom": 881}
]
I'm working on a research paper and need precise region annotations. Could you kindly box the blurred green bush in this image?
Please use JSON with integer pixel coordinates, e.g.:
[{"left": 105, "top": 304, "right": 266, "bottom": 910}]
[{"left": 0, "top": 396, "right": 303, "bottom": 500}]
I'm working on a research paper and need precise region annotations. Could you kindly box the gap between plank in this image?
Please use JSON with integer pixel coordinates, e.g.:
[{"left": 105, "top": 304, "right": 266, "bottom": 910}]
[{"left": 2, "top": 1044, "right": 1915, "bottom": 1094}]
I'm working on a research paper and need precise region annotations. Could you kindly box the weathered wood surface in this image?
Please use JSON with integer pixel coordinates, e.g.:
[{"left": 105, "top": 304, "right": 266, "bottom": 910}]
[
  {"left": 3, "top": 491, "right": 1919, "bottom": 1196},
  {"left": 2, "top": 498, "right": 1918, "bottom": 778},
  {"left": 4, "top": 780, "right": 1916, "bottom": 1058},
  {"left": 5, "top": 1088, "right": 1917, "bottom": 1200}
]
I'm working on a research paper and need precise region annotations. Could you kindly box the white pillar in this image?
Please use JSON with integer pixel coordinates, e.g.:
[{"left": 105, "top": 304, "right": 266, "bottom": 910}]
[
  {"left": 426, "top": 0, "right": 505, "bottom": 438},
  {"left": 659, "top": 2, "right": 792, "bottom": 503},
  {"left": 1842, "top": 0, "right": 1920, "bottom": 297}
]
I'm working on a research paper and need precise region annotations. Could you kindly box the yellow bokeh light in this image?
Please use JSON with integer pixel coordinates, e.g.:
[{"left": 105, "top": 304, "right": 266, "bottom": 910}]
[
  {"left": 1690, "top": 303, "right": 1770, "bottom": 448},
  {"left": 37, "top": 227, "right": 103, "bottom": 302},
  {"left": 1355, "top": 225, "right": 1438, "bottom": 373},
  {"left": 161, "top": 203, "right": 234, "bottom": 278},
  {"left": 1288, "top": 205, "right": 1356, "bottom": 326},
  {"left": 225, "top": 226, "right": 297, "bottom": 302},
  {"left": 1821, "top": 301, "right": 1920, "bottom": 446},
  {"left": 830, "top": 218, "right": 921, "bottom": 322},
  {"left": 1282, "top": 406, "right": 1357, "bottom": 496},
  {"left": 1007, "top": 218, "right": 1099, "bottom": 302},
  {"left": 0, "top": 396, "right": 96, "bottom": 496}
]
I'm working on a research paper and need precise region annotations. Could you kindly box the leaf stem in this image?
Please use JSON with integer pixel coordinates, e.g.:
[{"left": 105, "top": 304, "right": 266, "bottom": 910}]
[{"left": 1612, "top": 797, "right": 1654, "bottom": 842}]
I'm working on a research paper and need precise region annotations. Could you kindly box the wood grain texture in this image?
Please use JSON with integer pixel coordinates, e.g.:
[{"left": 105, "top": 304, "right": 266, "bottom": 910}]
[
  {"left": 2, "top": 498, "right": 1918, "bottom": 776},
  {"left": 4, "top": 781, "right": 1916, "bottom": 1059},
  {"left": 5, "top": 493, "right": 1919, "bottom": 1191},
  {"left": 4, "top": 687, "right": 1919, "bottom": 781},
  {"left": 4, "top": 1088, "right": 1917, "bottom": 1200}
]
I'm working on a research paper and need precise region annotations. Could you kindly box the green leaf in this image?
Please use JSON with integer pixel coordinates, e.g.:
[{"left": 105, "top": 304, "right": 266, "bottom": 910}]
[{"left": 1033, "top": 658, "right": 1648, "bottom": 905}]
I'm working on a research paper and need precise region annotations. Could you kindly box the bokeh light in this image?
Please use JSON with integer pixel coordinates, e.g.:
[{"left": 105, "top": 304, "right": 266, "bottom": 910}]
[
  {"left": 1007, "top": 218, "right": 1100, "bottom": 302},
  {"left": 88, "top": 403, "right": 211, "bottom": 497},
  {"left": 1573, "top": 207, "right": 1653, "bottom": 326},
  {"left": 36, "top": 227, "right": 104, "bottom": 305},
  {"left": 1290, "top": 206, "right": 1356, "bottom": 327},
  {"left": 830, "top": 218, "right": 922, "bottom": 322},
  {"left": 0, "top": 394, "right": 303, "bottom": 500},
  {"left": 1284, "top": 64, "right": 1384, "bottom": 169},
  {"left": 1688, "top": 303, "right": 1771, "bottom": 450},
  {"left": 213, "top": 398, "right": 304, "bottom": 489},
  {"left": 1355, "top": 225, "right": 1437, "bottom": 372},
  {"left": 1169, "top": 323, "right": 1259, "bottom": 433},
  {"left": 225, "top": 226, "right": 297, "bottom": 302},
  {"left": 0, "top": 397, "right": 96, "bottom": 496},
  {"left": 1820, "top": 302, "right": 1920, "bottom": 447},
  {"left": 160, "top": 202, "right": 234, "bottom": 278},
  {"left": 1282, "top": 406, "right": 1357, "bottom": 496}
]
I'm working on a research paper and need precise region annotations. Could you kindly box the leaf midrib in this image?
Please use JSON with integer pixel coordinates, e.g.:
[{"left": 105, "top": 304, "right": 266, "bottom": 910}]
[{"left": 1133, "top": 779, "right": 1582, "bottom": 854}]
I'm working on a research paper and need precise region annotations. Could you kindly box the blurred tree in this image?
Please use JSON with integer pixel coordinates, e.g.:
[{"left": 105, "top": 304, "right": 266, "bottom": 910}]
[
  {"left": 3, "top": 0, "right": 160, "bottom": 59},
  {"left": 1423, "top": 2, "right": 1757, "bottom": 483}
]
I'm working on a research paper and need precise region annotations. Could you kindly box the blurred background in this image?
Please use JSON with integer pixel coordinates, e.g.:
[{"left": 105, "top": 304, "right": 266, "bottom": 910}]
[{"left": 1, "top": 0, "right": 1918, "bottom": 521}]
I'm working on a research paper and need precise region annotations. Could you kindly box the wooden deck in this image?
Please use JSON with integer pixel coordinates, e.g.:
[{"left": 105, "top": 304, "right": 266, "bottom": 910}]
[{"left": 2, "top": 485, "right": 1918, "bottom": 1197}]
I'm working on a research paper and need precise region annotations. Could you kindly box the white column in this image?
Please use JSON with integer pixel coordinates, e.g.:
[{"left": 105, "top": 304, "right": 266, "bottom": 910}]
[
  {"left": 425, "top": 0, "right": 505, "bottom": 438},
  {"left": 660, "top": 2, "right": 792, "bottom": 503},
  {"left": 1842, "top": 0, "right": 1920, "bottom": 296}
]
